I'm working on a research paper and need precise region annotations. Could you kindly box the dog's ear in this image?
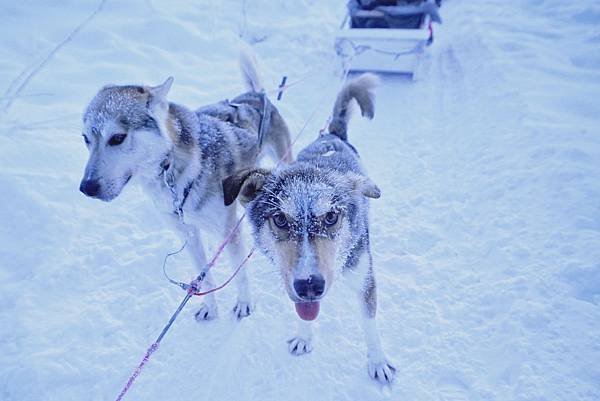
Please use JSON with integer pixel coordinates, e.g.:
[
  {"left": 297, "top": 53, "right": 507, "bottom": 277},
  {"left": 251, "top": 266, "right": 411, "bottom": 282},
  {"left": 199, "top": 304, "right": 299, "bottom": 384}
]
[
  {"left": 146, "top": 77, "right": 173, "bottom": 113},
  {"left": 149, "top": 77, "right": 173, "bottom": 99},
  {"left": 348, "top": 173, "right": 381, "bottom": 199},
  {"left": 223, "top": 168, "right": 271, "bottom": 207}
]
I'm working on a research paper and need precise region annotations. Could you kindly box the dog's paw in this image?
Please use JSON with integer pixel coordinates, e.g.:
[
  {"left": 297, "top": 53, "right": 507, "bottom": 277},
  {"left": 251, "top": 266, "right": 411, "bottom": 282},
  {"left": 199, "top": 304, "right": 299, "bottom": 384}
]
[
  {"left": 287, "top": 336, "right": 313, "bottom": 356},
  {"left": 194, "top": 303, "right": 218, "bottom": 322},
  {"left": 232, "top": 300, "right": 253, "bottom": 320},
  {"left": 367, "top": 360, "right": 396, "bottom": 384}
]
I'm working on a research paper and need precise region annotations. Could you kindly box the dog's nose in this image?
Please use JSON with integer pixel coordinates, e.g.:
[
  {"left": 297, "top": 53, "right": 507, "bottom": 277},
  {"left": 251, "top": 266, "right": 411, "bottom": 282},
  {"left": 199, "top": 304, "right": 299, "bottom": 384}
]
[
  {"left": 293, "top": 274, "right": 325, "bottom": 300},
  {"left": 80, "top": 179, "right": 101, "bottom": 197}
]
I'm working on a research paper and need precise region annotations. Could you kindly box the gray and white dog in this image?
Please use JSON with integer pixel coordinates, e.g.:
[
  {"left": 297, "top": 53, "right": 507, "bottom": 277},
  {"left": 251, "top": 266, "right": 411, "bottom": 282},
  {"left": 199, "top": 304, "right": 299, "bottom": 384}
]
[
  {"left": 79, "top": 52, "right": 292, "bottom": 320},
  {"left": 222, "top": 74, "right": 396, "bottom": 383}
]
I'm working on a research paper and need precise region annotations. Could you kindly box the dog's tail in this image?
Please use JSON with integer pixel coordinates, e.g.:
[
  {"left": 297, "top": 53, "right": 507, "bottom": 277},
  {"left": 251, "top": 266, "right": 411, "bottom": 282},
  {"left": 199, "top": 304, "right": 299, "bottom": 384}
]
[
  {"left": 328, "top": 73, "right": 379, "bottom": 141},
  {"left": 239, "top": 44, "right": 263, "bottom": 93}
]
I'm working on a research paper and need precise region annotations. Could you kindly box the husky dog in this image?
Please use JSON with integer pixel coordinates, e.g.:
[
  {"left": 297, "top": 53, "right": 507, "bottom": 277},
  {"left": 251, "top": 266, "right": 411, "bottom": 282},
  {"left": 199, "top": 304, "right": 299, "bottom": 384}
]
[
  {"left": 222, "top": 74, "right": 396, "bottom": 383},
  {"left": 79, "top": 52, "right": 292, "bottom": 320}
]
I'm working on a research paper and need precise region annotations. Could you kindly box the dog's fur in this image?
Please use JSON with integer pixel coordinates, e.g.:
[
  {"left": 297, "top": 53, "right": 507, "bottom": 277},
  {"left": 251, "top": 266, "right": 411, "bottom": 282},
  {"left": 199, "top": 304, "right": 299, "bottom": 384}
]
[
  {"left": 222, "top": 74, "right": 396, "bottom": 384},
  {"left": 80, "top": 51, "right": 292, "bottom": 320}
]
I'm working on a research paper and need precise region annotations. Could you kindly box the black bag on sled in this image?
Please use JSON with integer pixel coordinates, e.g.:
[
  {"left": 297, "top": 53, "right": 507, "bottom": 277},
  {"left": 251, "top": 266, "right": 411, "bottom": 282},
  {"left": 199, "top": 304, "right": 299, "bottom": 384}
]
[{"left": 348, "top": 0, "right": 441, "bottom": 29}]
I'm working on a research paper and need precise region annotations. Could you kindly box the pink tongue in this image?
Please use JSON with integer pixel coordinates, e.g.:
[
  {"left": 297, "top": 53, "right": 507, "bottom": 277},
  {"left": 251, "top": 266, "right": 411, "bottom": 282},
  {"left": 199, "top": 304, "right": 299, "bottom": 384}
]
[{"left": 295, "top": 301, "right": 320, "bottom": 321}]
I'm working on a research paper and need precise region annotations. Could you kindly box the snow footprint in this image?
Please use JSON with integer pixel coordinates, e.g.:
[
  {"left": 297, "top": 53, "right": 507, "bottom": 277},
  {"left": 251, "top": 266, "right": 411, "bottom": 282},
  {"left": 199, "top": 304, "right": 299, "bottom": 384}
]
[{"left": 435, "top": 373, "right": 471, "bottom": 401}]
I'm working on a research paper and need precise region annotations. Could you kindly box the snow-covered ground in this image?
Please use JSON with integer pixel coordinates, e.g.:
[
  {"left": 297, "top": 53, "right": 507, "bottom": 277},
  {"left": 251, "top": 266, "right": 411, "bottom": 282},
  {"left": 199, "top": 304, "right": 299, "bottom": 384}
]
[{"left": 1, "top": 1, "right": 599, "bottom": 400}]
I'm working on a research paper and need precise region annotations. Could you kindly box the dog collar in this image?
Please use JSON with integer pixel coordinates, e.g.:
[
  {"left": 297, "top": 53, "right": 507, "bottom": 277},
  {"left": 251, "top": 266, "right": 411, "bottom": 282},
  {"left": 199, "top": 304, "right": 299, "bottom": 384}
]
[{"left": 160, "top": 153, "right": 192, "bottom": 220}]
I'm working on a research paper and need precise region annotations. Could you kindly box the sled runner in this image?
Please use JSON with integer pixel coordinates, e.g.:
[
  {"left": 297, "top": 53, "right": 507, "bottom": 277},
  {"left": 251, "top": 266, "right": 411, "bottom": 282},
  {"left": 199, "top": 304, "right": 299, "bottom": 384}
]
[{"left": 335, "top": 0, "right": 441, "bottom": 75}]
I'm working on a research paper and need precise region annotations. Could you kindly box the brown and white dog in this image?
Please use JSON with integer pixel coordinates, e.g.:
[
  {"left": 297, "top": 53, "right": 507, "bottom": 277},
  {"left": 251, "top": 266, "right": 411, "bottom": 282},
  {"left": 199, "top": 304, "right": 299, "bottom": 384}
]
[
  {"left": 222, "top": 74, "right": 396, "bottom": 384},
  {"left": 79, "top": 51, "right": 292, "bottom": 320}
]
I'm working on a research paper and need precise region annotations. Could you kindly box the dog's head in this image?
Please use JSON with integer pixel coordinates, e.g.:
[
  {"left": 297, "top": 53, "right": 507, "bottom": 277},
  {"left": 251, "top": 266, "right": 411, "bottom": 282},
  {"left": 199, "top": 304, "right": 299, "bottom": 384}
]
[
  {"left": 79, "top": 77, "right": 174, "bottom": 201},
  {"left": 223, "top": 165, "right": 380, "bottom": 320}
]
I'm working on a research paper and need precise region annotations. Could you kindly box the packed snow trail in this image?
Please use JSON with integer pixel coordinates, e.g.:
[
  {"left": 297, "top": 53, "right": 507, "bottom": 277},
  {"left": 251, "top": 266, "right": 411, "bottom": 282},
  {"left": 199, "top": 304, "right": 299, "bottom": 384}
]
[{"left": 1, "top": 1, "right": 599, "bottom": 401}]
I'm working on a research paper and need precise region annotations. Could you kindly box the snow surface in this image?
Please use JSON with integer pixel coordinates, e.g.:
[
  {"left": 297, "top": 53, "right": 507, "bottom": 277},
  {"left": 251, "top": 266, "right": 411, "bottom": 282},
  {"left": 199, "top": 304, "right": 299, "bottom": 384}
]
[{"left": 1, "top": 1, "right": 600, "bottom": 400}]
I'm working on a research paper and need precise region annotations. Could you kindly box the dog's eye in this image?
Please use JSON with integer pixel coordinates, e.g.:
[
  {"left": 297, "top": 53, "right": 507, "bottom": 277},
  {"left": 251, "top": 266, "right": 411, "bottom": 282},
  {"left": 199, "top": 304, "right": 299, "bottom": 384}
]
[
  {"left": 272, "top": 212, "right": 289, "bottom": 229},
  {"left": 324, "top": 211, "right": 339, "bottom": 226},
  {"left": 83, "top": 135, "right": 91, "bottom": 146},
  {"left": 108, "top": 133, "right": 127, "bottom": 146}
]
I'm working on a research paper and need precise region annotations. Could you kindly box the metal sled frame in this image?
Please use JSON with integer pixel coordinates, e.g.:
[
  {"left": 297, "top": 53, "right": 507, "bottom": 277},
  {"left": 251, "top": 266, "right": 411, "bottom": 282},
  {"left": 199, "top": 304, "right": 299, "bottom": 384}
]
[{"left": 335, "top": 10, "right": 432, "bottom": 75}]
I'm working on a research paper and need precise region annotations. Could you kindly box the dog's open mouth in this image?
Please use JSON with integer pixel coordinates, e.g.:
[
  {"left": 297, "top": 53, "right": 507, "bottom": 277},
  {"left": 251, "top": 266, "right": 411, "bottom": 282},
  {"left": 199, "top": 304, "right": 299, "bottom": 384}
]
[{"left": 294, "top": 301, "right": 320, "bottom": 321}]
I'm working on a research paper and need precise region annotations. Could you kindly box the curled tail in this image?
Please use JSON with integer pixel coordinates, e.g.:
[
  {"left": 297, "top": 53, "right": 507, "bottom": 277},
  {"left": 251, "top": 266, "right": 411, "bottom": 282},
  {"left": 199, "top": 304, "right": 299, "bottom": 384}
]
[
  {"left": 239, "top": 44, "right": 263, "bottom": 93},
  {"left": 328, "top": 73, "right": 379, "bottom": 141}
]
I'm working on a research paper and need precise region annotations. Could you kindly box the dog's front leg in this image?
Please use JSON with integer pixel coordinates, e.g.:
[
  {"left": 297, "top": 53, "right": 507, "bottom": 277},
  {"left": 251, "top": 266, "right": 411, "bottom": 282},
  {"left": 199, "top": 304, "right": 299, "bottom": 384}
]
[
  {"left": 169, "top": 217, "right": 218, "bottom": 321},
  {"left": 224, "top": 203, "right": 253, "bottom": 319},
  {"left": 359, "top": 279, "right": 396, "bottom": 384},
  {"left": 345, "top": 251, "right": 396, "bottom": 384},
  {"left": 287, "top": 319, "right": 313, "bottom": 355}
]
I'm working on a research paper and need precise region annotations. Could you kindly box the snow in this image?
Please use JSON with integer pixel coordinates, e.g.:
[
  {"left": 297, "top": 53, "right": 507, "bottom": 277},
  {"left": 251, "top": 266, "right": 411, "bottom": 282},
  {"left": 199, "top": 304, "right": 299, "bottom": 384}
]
[{"left": 1, "top": 0, "right": 600, "bottom": 400}]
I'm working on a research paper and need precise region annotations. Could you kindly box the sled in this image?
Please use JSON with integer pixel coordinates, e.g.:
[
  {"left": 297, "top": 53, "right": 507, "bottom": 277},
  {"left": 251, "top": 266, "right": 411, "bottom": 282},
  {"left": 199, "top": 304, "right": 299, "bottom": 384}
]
[{"left": 335, "top": 8, "right": 436, "bottom": 75}]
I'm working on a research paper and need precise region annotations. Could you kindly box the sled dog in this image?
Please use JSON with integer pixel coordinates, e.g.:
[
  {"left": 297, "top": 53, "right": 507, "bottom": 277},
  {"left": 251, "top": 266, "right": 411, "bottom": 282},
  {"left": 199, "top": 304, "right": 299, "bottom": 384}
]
[
  {"left": 223, "top": 74, "right": 395, "bottom": 383},
  {"left": 80, "top": 51, "right": 292, "bottom": 320}
]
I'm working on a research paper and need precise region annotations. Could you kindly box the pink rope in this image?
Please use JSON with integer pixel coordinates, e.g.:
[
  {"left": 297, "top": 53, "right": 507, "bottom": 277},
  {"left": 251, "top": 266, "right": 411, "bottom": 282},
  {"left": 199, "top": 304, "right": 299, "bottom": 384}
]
[
  {"left": 194, "top": 248, "right": 255, "bottom": 296},
  {"left": 115, "top": 342, "right": 159, "bottom": 401},
  {"left": 206, "top": 211, "right": 247, "bottom": 269}
]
